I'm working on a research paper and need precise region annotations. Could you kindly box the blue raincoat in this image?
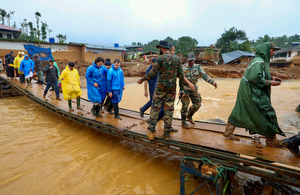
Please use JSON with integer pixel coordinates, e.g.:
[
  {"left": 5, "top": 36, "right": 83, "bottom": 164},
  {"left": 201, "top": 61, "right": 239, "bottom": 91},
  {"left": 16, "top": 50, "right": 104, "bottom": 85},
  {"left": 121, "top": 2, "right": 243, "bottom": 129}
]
[
  {"left": 19, "top": 55, "right": 35, "bottom": 77},
  {"left": 107, "top": 65, "right": 125, "bottom": 104},
  {"left": 85, "top": 62, "right": 108, "bottom": 103}
]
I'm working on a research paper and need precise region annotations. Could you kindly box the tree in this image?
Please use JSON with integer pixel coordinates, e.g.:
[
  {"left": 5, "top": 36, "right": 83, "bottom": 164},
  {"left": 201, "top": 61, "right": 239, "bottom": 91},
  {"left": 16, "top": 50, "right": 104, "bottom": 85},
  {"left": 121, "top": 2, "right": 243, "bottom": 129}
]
[
  {"left": 41, "top": 21, "right": 48, "bottom": 41},
  {"left": 20, "top": 19, "right": 28, "bottom": 34},
  {"left": 256, "top": 34, "right": 272, "bottom": 45},
  {"left": 12, "top": 22, "right": 17, "bottom": 29},
  {"left": 6, "top": 10, "right": 15, "bottom": 26},
  {"left": 56, "top": 34, "right": 67, "bottom": 43},
  {"left": 132, "top": 42, "right": 137, "bottom": 46},
  {"left": 164, "top": 36, "right": 178, "bottom": 46},
  {"left": 35, "top": 12, "right": 41, "bottom": 40},
  {"left": 176, "top": 36, "right": 198, "bottom": 57},
  {"left": 0, "top": 9, "right": 7, "bottom": 24},
  {"left": 48, "top": 29, "right": 53, "bottom": 39},
  {"left": 216, "top": 27, "right": 250, "bottom": 54},
  {"left": 142, "top": 39, "right": 159, "bottom": 52},
  {"left": 28, "top": 22, "right": 34, "bottom": 38}
]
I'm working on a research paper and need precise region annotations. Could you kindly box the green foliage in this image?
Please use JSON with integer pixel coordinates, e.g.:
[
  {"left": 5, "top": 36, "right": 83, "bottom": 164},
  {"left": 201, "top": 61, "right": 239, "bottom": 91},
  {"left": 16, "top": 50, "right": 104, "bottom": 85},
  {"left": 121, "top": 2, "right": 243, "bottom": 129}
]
[
  {"left": 253, "top": 34, "right": 300, "bottom": 48},
  {"left": 18, "top": 33, "right": 39, "bottom": 41},
  {"left": 164, "top": 36, "right": 178, "bottom": 46},
  {"left": 142, "top": 39, "right": 159, "bottom": 52},
  {"left": 204, "top": 48, "right": 214, "bottom": 56},
  {"left": 41, "top": 24, "right": 47, "bottom": 41},
  {"left": 131, "top": 42, "right": 136, "bottom": 45},
  {"left": 35, "top": 12, "right": 41, "bottom": 39},
  {"left": 56, "top": 34, "right": 67, "bottom": 43},
  {"left": 216, "top": 26, "right": 250, "bottom": 53},
  {"left": 0, "top": 8, "right": 7, "bottom": 24},
  {"left": 176, "top": 36, "right": 198, "bottom": 57}
]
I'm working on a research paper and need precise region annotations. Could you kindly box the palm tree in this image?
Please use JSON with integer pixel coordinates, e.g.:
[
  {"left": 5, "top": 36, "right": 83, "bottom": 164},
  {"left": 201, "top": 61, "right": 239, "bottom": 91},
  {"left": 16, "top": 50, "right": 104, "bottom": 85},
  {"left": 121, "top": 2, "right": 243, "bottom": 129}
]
[
  {"left": 6, "top": 10, "right": 15, "bottom": 26},
  {"left": 35, "top": 12, "right": 41, "bottom": 39},
  {"left": 48, "top": 29, "right": 53, "bottom": 39},
  {"left": 20, "top": 19, "right": 28, "bottom": 34},
  {"left": 0, "top": 9, "right": 7, "bottom": 24}
]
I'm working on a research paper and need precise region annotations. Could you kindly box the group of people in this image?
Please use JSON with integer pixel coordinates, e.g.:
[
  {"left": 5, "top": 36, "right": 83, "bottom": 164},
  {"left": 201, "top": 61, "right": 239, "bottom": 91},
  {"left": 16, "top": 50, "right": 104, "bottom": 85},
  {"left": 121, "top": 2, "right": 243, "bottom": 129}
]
[
  {"left": 1, "top": 41, "right": 299, "bottom": 158},
  {"left": 50, "top": 56, "right": 125, "bottom": 120},
  {"left": 2, "top": 51, "right": 43, "bottom": 86},
  {"left": 137, "top": 40, "right": 299, "bottom": 158}
]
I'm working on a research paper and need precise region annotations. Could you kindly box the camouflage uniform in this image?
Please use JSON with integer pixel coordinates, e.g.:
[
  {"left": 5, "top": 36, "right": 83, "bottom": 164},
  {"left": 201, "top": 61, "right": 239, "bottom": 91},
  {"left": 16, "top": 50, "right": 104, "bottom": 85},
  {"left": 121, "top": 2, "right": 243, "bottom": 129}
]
[
  {"left": 180, "top": 59, "right": 214, "bottom": 118},
  {"left": 142, "top": 53, "right": 185, "bottom": 134}
]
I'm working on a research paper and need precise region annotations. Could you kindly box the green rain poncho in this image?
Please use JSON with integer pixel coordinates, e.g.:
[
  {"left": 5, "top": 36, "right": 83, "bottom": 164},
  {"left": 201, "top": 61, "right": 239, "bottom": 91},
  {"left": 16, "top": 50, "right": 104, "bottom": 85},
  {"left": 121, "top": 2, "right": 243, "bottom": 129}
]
[{"left": 228, "top": 42, "right": 285, "bottom": 138}]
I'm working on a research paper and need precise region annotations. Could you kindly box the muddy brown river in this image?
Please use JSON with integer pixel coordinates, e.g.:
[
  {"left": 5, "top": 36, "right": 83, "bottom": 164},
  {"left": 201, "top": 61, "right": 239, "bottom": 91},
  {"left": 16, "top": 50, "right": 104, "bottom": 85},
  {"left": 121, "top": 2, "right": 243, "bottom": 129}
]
[{"left": 0, "top": 79, "right": 299, "bottom": 194}]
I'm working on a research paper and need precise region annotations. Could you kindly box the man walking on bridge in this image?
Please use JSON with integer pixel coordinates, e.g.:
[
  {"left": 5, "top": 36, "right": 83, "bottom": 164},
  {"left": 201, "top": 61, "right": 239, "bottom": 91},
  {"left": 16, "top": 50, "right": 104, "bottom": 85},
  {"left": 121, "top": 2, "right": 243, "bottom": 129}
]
[
  {"left": 180, "top": 53, "right": 217, "bottom": 128},
  {"left": 223, "top": 42, "right": 285, "bottom": 147},
  {"left": 138, "top": 40, "right": 195, "bottom": 141}
]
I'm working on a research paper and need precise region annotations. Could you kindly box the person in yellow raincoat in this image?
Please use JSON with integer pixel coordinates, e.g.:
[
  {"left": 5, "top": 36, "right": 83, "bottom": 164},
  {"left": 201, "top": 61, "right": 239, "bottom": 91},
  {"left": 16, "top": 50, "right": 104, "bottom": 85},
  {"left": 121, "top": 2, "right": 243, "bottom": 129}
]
[
  {"left": 13, "top": 51, "right": 25, "bottom": 83},
  {"left": 60, "top": 62, "right": 83, "bottom": 111}
]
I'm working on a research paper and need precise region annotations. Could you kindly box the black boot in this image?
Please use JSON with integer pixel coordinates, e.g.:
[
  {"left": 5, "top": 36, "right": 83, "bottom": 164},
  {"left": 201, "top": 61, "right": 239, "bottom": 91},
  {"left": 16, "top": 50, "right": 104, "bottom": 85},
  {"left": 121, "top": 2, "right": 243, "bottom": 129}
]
[
  {"left": 68, "top": 100, "right": 74, "bottom": 111},
  {"left": 113, "top": 104, "right": 121, "bottom": 119},
  {"left": 163, "top": 129, "right": 171, "bottom": 141},
  {"left": 99, "top": 103, "right": 104, "bottom": 113},
  {"left": 296, "top": 104, "right": 300, "bottom": 112},
  {"left": 91, "top": 105, "right": 97, "bottom": 116},
  {"left": 282, "top": 132, "right": 300, "bottom": 157},
  {"left": 107, "top": 101, "right": 114, "bottom": 114},
  {"left": 77, "top": 97, "right": 83, "bottom": 110},
  {"left": 187, "top": 109, "right": 196, "bottom": 124},
  {"left": 181, "top": 114, "right": 190, "bottom": 129},
  {"left": 95, "top": 105, "right": 102, "bottom": 117}
]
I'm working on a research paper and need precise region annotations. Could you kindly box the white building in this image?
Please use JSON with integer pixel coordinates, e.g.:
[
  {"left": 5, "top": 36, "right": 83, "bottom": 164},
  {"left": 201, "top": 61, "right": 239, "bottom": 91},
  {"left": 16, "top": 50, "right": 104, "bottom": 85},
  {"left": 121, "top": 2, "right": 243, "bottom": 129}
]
[
  {"left": 0, "top": 24, "right": 21, "bottom": 39},
  {"left": 272, "top": 43, "right": 300, "bottom": 62}
]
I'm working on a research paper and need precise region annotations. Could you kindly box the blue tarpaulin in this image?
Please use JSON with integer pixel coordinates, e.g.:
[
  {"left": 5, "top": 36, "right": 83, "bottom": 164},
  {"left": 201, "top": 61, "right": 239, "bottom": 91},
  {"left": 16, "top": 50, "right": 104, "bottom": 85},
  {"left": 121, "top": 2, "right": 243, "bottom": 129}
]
[{"left": 23, "top": 45, "right": 52, "bottom": 61}]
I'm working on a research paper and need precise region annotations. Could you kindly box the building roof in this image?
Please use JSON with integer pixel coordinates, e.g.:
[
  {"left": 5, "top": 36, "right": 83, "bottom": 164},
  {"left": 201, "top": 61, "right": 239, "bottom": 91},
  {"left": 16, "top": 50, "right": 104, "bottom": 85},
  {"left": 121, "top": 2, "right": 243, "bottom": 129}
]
[
  {"left": 86, "top": 44, "right": 125, "bottom": 51},
  {"left": 277, "top": 45, "right": 300, "bottom": 54},
  {"left": 222, "top": 50, "right": 255, "bottom": 64},
  {"left": 0, "top": 24, "right": 21, "bottom": 32},
  {"left": 124, "top": 45, "right": 143, "bottom": 49}
]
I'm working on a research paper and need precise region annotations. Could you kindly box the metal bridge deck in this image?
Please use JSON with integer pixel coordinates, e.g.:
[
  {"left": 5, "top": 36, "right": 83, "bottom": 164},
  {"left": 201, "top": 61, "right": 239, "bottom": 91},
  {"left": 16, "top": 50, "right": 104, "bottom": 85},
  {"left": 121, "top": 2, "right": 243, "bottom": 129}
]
[{"left": 1, "top": 74, "right": 299, "bottom": 188}]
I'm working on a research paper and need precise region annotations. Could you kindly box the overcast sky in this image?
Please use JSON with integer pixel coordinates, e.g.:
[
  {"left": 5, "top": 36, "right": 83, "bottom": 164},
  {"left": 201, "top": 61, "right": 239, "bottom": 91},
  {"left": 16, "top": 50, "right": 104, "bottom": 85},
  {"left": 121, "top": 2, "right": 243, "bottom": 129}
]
[{"left": 1, "top": 0, "right": 299, "bottom": 46}]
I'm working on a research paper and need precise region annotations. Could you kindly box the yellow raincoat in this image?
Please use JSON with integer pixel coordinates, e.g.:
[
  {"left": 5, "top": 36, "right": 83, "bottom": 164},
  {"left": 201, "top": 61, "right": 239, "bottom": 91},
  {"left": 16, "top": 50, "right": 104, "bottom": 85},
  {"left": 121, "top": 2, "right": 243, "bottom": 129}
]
[
  {"left": 13, "top": 51, "right": 25, "bottom": 74},
  {"left": 60, "top": 66, "right": 82, "bottom": 100}
]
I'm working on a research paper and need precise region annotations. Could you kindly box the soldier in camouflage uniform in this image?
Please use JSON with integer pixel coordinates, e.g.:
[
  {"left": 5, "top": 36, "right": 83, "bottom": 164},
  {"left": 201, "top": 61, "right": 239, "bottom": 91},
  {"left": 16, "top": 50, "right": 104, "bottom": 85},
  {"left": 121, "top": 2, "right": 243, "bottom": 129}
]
[
  {"left": 180, "top": 53, "right": 218, "bottom": 128},
  {"left": 138, "top": 41, "right": 195, "bottom": 141}
]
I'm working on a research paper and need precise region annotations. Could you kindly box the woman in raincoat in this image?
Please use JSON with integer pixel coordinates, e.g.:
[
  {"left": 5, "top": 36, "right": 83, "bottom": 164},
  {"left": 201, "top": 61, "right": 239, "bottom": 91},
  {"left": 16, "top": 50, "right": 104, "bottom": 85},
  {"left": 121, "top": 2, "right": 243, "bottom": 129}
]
[
  {"left": 223, "top": 42, "right": 285, "bottom": 147},
  {"left": 85, "top": 57, "right": 108, "bottom": 117},
  {"left": 19, "top": 55, "right": 35, "bottom": 86},
  {"left": 60, "top": 62, "right": 83, "bottom": 111},
  {"left": 13, "top": 51, "right": 25, "bottom": 84}
]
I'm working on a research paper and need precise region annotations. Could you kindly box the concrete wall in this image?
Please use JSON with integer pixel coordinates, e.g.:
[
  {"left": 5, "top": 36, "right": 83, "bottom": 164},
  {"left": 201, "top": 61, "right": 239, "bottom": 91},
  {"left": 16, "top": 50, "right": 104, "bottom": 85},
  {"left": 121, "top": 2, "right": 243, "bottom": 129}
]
[
  {"left": 84, "top": 49, "right": 124, "bottom": 64},
  {"left": 0, "top": 40, "right": 124, "bottom": 64}
]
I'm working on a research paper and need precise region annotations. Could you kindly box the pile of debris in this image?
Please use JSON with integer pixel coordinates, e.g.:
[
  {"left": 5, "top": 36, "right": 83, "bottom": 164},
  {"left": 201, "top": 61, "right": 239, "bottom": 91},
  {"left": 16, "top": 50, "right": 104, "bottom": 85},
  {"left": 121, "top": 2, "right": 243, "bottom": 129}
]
[{"left": 243, "top": 178, "right": 300, "bottom": 195}]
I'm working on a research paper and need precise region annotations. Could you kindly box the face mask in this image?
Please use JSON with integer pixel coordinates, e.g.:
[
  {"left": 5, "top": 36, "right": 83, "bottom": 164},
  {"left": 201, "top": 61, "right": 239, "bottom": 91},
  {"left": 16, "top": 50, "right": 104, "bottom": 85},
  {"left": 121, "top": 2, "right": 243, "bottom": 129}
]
[{"left": 159, "top": 50, "right": 163, "bottom": 55}]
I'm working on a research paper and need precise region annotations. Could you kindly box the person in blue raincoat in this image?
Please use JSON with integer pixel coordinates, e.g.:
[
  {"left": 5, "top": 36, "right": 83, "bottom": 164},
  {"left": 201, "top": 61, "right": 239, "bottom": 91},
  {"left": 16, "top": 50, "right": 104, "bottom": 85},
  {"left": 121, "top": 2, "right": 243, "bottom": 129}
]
[
  {"left": 107, "top": 59, "right": 125, "bottom": 119},
  {"left": 85, "top": 57, "right": 108, "bottom": 117},
  {"left": 19, "top": 55, "right": 35, "bottom": 86}
]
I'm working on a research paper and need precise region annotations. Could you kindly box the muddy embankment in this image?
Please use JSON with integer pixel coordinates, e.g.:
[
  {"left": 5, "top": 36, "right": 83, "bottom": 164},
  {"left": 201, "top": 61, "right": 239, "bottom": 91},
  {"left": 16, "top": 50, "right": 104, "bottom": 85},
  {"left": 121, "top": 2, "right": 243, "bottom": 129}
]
[{"left": 47, "top": 60, "right": 299, "bottom": 80}]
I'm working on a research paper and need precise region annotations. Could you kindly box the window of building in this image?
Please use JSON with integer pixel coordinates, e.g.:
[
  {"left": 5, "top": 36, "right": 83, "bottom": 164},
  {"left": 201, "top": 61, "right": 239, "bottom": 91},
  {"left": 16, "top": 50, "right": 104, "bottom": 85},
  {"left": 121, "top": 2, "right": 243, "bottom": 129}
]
[
  {"left": 199, "top": 52, "right": 205, "bottom": 58},
  {"left": 7, "top": 34, "right": 12, "bottom": 39},
  {"left": 0, "top": 33, "right": 2, "bottom": 38}
]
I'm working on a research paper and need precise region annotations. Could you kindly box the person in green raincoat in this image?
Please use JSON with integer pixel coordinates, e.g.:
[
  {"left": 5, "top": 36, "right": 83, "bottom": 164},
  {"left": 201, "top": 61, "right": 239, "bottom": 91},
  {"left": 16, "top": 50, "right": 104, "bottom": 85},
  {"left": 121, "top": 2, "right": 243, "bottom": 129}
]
[{"left": 223, "top": 42, "right": 285, "bottom": 147}]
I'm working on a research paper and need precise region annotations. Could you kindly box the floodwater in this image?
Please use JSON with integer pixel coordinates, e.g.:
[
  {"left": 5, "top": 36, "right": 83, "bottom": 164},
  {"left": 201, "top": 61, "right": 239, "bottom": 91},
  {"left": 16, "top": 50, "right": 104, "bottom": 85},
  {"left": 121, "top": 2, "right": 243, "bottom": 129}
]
[
  {"left": 118, "top": 79, "right": 300, "bottom": 133},
  {"left": 0, "top": 78, "right": 299, "bottom": 195}
]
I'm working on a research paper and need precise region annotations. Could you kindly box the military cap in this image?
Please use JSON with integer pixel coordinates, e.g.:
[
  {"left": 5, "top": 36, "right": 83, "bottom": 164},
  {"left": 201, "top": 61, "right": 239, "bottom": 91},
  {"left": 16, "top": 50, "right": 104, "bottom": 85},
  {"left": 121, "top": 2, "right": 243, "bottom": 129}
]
[
  {"left": 187, "top": 53, "right": 196, "bottom": 61},
  {"left": 270, "top": 42, "right": 281, "bottom": 50}
]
